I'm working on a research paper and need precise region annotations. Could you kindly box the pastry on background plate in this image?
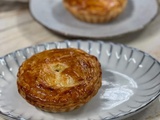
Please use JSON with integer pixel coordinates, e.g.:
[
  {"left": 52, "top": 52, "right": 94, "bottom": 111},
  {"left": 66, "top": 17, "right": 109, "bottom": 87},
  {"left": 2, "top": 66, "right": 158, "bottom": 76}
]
[
  {"left": 63, "top": 0, "right": 128, "bottom": 23},
  {"left": 17, "top": 48, "right": 102, "bottom": 112}
]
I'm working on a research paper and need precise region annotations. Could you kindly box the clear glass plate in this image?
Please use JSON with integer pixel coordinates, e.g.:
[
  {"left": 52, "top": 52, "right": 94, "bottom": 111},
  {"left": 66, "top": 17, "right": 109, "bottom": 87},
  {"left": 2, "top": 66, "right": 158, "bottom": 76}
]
[{"left": 0, "top": 40, "right": 160, "bottom": 120}]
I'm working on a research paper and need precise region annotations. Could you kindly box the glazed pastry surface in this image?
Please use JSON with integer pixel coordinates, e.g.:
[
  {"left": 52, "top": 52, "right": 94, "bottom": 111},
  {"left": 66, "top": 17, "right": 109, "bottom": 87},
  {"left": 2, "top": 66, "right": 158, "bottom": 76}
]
[
  {"left": 63, "top": 0, "right": 128, "bottom": 23},
  {"left": 17, "top": 48, "right": 102, "bottom": 112}
]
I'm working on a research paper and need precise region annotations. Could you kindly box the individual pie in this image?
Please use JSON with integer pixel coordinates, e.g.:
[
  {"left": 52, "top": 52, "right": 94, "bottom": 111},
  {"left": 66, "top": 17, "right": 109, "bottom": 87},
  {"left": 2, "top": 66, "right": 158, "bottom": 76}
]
[
  {"left": 17, "top": 48, "right": 102, "bottom": 112},
  {"left": 63, "top": 0, "right": 128, "bottom": 23}
]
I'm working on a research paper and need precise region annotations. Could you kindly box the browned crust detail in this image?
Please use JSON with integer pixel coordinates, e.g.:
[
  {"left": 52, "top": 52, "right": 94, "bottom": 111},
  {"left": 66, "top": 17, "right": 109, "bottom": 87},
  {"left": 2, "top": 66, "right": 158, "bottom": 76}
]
[{"left": 17, "top": 48, "right": 102, "bottom": 112}]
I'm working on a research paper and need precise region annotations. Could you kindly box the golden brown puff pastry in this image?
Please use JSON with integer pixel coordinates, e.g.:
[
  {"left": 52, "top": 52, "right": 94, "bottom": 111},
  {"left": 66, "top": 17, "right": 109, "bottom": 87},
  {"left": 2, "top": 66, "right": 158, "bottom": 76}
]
[
  {"left": 63, "top": 0, "right": 128, "bottom": 23},
  {"left": 17, "top": 48, "right": 102, "bottom": 112}
]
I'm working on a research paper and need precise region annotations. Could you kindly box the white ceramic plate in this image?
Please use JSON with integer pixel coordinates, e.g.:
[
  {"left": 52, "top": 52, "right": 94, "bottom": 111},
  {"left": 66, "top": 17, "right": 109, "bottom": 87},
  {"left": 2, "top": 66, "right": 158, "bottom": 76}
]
[
  {"left": 29, "top": 0, "right": 159, "bottom": 39},
  {"left": 0, "top": 40, "right": 160, "bottom": 120}
]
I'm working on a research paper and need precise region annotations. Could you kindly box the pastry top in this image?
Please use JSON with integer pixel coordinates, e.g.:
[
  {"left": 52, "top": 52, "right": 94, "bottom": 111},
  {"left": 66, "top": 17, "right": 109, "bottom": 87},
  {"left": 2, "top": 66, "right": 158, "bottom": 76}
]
[
  {"left": 17, "top": 48, "right": 101, "bottom": 106},
  {"left": 63, "top": 0, "right": 127, "bottom": 15}
]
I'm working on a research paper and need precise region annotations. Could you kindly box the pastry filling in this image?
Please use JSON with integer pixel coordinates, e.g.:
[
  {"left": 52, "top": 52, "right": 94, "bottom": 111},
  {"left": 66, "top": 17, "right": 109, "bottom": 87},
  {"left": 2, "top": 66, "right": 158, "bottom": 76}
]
[{"left": 41, "top": 63, "right": 76, "bottom": 88}]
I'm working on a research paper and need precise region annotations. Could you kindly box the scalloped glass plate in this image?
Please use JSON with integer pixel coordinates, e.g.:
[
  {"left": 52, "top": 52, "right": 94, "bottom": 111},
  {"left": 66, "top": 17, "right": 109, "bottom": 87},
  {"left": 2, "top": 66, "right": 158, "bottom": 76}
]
[
  {"left": 0, "top": 41, "right": 160, "bottom": 120},
  {"left": 29, "top": 0, "right": 159, "bottom": 39}
]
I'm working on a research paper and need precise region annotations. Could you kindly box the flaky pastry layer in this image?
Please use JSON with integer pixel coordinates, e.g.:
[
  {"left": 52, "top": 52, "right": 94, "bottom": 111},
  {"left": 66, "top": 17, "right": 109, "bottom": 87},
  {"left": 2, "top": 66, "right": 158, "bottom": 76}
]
[{"left": 17, "top": 48, "right": 102, "bottom": 112}]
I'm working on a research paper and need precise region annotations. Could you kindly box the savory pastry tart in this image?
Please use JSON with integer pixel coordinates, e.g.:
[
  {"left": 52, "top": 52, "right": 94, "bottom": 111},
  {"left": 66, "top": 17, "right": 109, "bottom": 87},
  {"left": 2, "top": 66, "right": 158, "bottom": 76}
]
[
  {"left": 17, "top": 48, "right": 102, "bottom": 112},
  {"left": 63, "top": 0, "right": 128, "bottom": 23}
]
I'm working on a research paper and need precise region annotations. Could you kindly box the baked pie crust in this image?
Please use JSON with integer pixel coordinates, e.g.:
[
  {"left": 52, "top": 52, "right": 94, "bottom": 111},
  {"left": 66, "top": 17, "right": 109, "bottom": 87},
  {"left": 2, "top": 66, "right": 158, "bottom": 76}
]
[
  {"left": 17, "top": 48, "right": 102, "bottom": 112},
  {"left": 63, "top": 0, "right": 128, "bottom": 23}
]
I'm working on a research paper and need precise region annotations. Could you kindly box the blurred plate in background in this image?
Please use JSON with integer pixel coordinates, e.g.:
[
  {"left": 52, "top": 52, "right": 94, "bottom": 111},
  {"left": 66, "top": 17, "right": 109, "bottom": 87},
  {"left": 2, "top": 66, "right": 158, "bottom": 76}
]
[{"left": 29, "top": 0, "right": 159, "bottom": 39}]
